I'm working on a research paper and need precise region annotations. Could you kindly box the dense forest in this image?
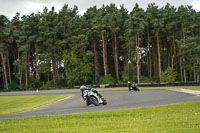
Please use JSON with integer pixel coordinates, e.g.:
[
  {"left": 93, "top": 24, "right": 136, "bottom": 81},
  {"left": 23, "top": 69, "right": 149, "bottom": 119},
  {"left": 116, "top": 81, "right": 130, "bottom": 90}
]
[{"left": 0, "top": 3, "right": 200, "bottom": 90}]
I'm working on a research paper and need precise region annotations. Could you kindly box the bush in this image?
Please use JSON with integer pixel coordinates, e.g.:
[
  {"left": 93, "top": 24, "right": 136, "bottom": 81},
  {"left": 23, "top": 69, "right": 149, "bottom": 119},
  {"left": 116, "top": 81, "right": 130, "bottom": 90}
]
[
  {"left": 161, "top": 67, "right": 177, "bottom": 82},
  {"left": 57, "top": 79, "right": 67, "bottom": 87},
  {"left": 42, "top": 80, "right": 54, "bottom": 88},
  {"left": 8, "top": 81, "right": 19, "bottom": 90},
  {"left": 117, "top": 80, "right": 125, "bottom": 85},
  {"left": 121, "top": 73, "right": 137, "bottom": 84},
  {"left": 19, "top": 84, "right": 26, "bottom": 89},
  {"left": 140, "top": 76, "right": 159, "bottom": 83},
  {"left": 121, "top": 73, "right": 129, "bottom": 83},
  {"left": 98, "top": 74, "right": 115, "bottom": 84},
  {"left": 28, "top": 78, "right": 42, "bottom": 89}
]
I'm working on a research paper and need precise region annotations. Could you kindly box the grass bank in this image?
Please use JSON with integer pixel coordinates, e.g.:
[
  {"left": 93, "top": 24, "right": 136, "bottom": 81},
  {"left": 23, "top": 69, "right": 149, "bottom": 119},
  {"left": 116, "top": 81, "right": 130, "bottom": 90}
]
[
  {"left": 0, "top": 101, "right": 200, "bottom": 133},
  {"left": 0, "top": 94, "right": 73, "bottom": 115}
]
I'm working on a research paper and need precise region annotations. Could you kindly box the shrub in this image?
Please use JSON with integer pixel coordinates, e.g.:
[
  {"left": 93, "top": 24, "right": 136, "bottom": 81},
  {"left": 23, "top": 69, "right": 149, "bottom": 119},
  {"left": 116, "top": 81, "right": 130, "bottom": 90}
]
[
  {"left": 140, "top": 76, "right": 159, "bottom": 83},
  {"left": 121, "top": 73, "right": 137, "bottom": 84},
  {"left": 8, "top": 81, "right": 19, "bottom": 90},
  {"left": 28, "top": 78, "right": 42, "bottom": 89},
  {"left": 19, "top": 84, "right": 26, "bottom": 89},
  {"left": 161, "top": 67, "right": 177, "bottom": 82},
  {"left": 42, "top": 80, "right": 54, "bottom": 88},
  {"left": 57, "top": 79, "right": 67, "bottom": 87},
  {"left": 117, "top": 80, "right": 125, "bottom": 85},
  {"left": 121, "top": 73, "right": 129, "bottom": 83},
  {"left": 99, "top": 74, "right": 115, "bottom": 84}
]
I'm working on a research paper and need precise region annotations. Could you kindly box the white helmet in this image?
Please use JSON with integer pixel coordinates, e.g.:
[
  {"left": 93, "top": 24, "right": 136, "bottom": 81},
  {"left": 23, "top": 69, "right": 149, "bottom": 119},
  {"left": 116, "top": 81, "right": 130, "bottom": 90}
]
[{"left": 80, "top": 85, "right": 87, "bottom": 90}]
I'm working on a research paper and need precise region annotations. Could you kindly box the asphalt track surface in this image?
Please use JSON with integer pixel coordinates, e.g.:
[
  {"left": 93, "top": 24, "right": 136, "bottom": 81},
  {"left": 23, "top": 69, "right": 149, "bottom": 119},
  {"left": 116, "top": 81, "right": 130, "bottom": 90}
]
[{"left": 0, "top": 89, "right": 200, "bottom": 119}]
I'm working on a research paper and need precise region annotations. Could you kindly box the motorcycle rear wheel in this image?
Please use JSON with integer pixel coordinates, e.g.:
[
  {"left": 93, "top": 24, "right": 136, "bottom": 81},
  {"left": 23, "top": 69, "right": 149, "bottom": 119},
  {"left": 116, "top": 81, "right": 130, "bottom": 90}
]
[{"left": 102, "top": 100, "right": 107, "bottom": 105}]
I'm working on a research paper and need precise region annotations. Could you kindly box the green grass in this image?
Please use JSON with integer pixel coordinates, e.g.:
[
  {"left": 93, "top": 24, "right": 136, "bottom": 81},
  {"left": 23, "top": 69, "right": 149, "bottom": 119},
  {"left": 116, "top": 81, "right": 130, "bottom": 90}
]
[
  {"left": 96, "top": 86, "right": 200, "bottom": 91},
  {"left": 0, "top": 101, "right": 200, "bottom": 133},
  {"left": 140, "top": 86, "right": 200, "bottom": 90},
  {"left": 176, "top": 86, "right": 200, "bottom": 91},
  {"left": 0, "top": 95, "right": 73, "bottom": 115}
]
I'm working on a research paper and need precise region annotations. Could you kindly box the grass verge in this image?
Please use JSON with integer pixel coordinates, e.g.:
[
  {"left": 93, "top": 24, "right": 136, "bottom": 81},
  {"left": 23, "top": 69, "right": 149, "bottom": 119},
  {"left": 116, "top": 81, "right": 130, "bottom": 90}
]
[
  {"left": 0, "top": 101, "right": 200, "bottom": 133},
  {"left": 0, "top": 94, "right": 73, "bottom": 115},
  {"left": 96, "top": 86, "right": 200, "bottom": 91}
]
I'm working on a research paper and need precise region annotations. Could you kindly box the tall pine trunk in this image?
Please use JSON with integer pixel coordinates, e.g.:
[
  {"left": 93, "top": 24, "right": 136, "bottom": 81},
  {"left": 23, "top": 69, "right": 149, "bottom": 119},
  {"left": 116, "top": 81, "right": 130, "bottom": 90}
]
[
  {"left": 1, "top": 52, "right": 8, "bottom": 90},
  {"left": 136, "top": 33, "right": 140, "bottom": 83},
  {"left": 179, "top": 58, "right": 183, "bottom": 82},
  {"left": 193, "top": 64, "right": 196, "bottom": 81},
  {"left": 48, "top": 60, "right": 50, "bottom": 81},
  {"left": 101, "top": 31, "right": 108, "bottom": 76},
  {"left": 156, "top": 32, "right": 161, "bottom": 82},
  {"left": 147, "top": 32, "right": 152, "bottom": 78},
  {"left": 197, "top": 73, "right": 199, "bottom": 82},
  {"left": 52, "top": 60, "right": 56, "bottom": 86},
  {"left": 25, "top": 68, "right": 28, "bottom": 89},
  {"left": 184, "top": 68, "right": 187, "bottom": 82},
  {"left": 112, "top": 34, "right": 119, "bottom": 80},
  {"left": 149, "top": 49, "right": 152, "bottom": 78},
  {"left": 171, "top": 37, "right": 176, "bottom": 69},
  {"left": 13, "top": 53, "right": 17, "bottom": 73},
  {"left": 7, "top": 53, "right": 11, "bottom": 83},
  {"left": 25, "top": 55, "right": 30, "bottom": 89},
  {"left": 25, "top": 55, "right": 28, "bottom": 89},
  {"left": 183, "top": 30, "right": 187, "bottom": 82},
  {"left": 93, "top": 39, "right": 100, "bottom": 81},
  {"left": 153, "top": 46, "right": 157, "bottom": 76}
]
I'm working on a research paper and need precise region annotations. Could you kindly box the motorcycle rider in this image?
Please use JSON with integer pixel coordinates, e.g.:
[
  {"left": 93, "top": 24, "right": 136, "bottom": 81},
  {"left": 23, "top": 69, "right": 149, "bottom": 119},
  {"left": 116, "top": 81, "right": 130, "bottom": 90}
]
[
  {"left": 80, "top": 85, "right": 107, "bottom": 106},
  {"left": 80, "top": 85, "right": 89, "bottom": 100},
  {"left": 132, "top": 81, "right": 140, "bottom": 91},
  {"left": 80, "top": 85, "right": 103, "bottom": 99}
]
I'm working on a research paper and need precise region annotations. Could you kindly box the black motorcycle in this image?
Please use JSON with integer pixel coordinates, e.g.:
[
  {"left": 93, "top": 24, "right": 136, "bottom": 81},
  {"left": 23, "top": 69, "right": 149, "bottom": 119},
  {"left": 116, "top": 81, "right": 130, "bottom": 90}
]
[{"left": 129, "top": 82, "right": 140, "bottom": 91}]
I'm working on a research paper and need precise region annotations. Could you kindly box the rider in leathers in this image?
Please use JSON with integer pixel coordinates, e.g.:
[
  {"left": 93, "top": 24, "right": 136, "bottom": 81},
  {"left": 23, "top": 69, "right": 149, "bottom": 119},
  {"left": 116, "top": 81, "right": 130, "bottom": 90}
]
[{"left": 80, "top": 85, "right": 102, "bottom": 100}]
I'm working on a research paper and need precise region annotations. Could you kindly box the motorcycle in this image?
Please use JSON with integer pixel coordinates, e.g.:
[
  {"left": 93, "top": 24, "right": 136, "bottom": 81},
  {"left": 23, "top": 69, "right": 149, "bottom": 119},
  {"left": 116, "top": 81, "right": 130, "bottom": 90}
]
[
  {"left": 129, "top": 82, "right": 140, "bottom": 91},
  {"left": 82, "top": 88, "right": 107, "bottom": 106}
]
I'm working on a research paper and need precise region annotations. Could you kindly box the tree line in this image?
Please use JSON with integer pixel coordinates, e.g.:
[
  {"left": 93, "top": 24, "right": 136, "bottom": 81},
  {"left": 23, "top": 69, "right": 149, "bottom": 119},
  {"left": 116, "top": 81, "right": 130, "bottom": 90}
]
[{"left": 0, "top": 3, "right": 200, "bottom": 90}]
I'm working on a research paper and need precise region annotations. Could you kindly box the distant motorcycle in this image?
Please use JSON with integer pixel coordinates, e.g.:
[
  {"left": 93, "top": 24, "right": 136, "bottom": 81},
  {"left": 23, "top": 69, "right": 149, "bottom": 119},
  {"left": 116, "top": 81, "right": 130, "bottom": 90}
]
[
  {"left": 81, "top": 87, "right": 107, "bottom": 106},
  {"left": 129, "top": 82, "right": 140, "bottom": 91}
]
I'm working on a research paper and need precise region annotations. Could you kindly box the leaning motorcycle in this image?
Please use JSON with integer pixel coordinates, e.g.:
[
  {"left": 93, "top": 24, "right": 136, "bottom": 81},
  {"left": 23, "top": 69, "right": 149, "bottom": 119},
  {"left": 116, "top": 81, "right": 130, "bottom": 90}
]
[
  {"left": 82, "top": 88, "right": 107, "bottom": 106},
  {"left": 129, "top": 82, "right": 140, "bottom": 91}
]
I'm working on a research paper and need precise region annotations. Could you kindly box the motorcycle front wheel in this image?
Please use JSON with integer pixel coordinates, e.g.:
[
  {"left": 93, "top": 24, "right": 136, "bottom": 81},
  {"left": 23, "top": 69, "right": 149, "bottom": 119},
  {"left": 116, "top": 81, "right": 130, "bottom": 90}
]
[{"left": 89, "top": 96, "right": 99, "bottom": 106}]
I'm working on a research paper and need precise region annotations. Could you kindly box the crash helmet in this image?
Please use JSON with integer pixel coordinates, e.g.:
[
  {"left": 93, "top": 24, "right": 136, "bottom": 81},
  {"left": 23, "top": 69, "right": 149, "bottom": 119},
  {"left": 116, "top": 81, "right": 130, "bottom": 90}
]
[{"left": 80, "top": 85, "right": 87, "bottom": 90}]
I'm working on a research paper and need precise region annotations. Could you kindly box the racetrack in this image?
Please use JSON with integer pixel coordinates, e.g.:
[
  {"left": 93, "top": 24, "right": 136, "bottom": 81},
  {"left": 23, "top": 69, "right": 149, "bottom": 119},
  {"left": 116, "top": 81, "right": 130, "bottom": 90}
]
[{"left": 0, "top": 89, "right": 200, "bottom": 119}]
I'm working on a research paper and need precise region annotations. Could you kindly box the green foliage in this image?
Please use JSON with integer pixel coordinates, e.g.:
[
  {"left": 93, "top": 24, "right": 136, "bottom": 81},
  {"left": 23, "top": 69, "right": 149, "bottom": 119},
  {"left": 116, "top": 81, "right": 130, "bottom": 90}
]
[
  {"left": 63, "top": 50, "right": 93, "bottom": 86},
  {"left": 140, "top": 76, "right": 159, "bottom": 83},
  {"left": 8, "top": 81, "right": 19, "bottom": 90},
  {"left": 42, "top": 80, "right": 54, "bottom": 88},
  {"left": 57, "top": 79, "right": 67, "bottom": 87},
  {"left": 28, "top": 77, "right": 42, "bottom": 89},
  {"left": 98, "top": 74, "right": 115, "bottom": 84},
  {"left": 37, "top": 63, "right": 51, "bottom": 74},
  {"left": 19, "top": 84, "right": 26, "bottom": 90},
  {"left": 121, "top": 73, "right": 129, "bottom": 83},
  {"left": 116, "top": 80, "right": 126, "bottom": 85},
  {"left": 161, "top": 67, "right": 177, "bottom": 82}
]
